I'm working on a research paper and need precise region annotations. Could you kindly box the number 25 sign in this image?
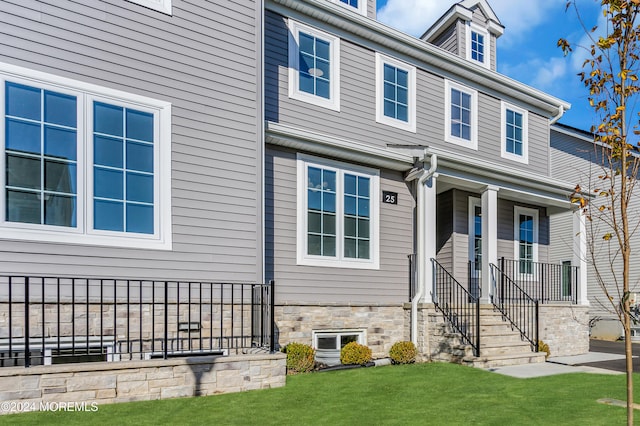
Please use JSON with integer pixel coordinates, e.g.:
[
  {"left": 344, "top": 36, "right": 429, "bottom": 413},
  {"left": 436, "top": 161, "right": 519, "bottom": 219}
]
[{"left": 382, "top": 191, "right": 398, "bottom": 205}]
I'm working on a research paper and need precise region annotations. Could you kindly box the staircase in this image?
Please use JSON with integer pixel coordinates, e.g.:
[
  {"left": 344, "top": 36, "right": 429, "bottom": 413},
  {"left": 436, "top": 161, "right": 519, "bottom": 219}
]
[{"left": 464, "top": 306, "right": 546, "bottom": 368}]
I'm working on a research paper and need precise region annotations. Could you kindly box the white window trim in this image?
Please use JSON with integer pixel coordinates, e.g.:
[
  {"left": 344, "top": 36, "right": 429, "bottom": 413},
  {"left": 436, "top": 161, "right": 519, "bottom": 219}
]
[
  {"left": 513, "top": 206, "right": 539, "bottom": 276},
  {"left": 466, "top": 22, "right": 490, "bottom": 69},
  {"left": 288, "top": 20, "right": 341, "bottom": 112},
  {"left": 296, "top": 154, "right": 379, "bottom": 269},
  {"left": 312, "top": 329, "right": 366, "bottom": 350},
  {"left": 375, "top": 53, "right": 416, "bottom": 133},
  {"left": 500, "top": 101, "right": 529, "bottom": 164},
  {"left": 328, "top": 0, "right": 367, "bottom": 15},
  {"left": 0, "top": 61, "right": 172, "bottom": 250},
  {"left": 126, "top": 0, "right": 172, "bottom": 15},
  {"left": 444, "top": 80, "right": 478, "bottom": 150}
]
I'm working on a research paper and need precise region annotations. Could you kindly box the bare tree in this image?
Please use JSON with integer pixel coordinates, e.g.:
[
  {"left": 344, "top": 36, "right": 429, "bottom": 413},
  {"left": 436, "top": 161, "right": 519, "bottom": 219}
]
[{"left": 559, "top": 1, "right": 640, "bottom": 423}]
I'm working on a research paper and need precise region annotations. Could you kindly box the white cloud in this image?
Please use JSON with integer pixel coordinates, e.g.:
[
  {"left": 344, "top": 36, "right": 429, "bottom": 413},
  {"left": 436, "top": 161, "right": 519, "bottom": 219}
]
[{"left": 531, "top": 57, "right": 569, "bottom": 90}]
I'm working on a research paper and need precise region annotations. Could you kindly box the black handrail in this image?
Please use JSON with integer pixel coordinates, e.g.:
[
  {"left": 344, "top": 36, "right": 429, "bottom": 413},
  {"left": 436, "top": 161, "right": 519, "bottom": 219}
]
[
  {"left": 490, "top": 263, "right": 539, "bottom": 352},
  {"left": 432, "top": 259, "right": 480, "bottom": 357},
  {"left": 499, "top": 257, "right": 578, "bottom": 304},
  {"left": 0, "top": 276, "right": 274, "bottom": 368}
]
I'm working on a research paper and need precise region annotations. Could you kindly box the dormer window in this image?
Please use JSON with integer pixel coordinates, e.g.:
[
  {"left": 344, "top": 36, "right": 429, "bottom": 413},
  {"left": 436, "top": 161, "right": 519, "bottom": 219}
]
[
  {"left": 467, "top": 23, "right": 490, "bottom": 68},
  {"left": 329, "top": 0, "right": 366, "bottom": 15}
]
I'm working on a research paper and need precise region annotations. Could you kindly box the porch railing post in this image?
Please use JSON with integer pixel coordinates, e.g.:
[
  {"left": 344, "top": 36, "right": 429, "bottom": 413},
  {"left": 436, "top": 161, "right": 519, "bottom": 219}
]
[
  {"left": 164, "top": 281, "right": 168, "bottom": 360},
  {"left": 535, "top": 300, "right": 539, "bottom": 352},
  {"left": 269, "top": 280, "right": 276, "bottom": 353},
  {"left": 499, "top": 257, "right": 505, "bottom": 307},
  {"left": 24, "top": 277, "right": 30, "bottom": 368}
]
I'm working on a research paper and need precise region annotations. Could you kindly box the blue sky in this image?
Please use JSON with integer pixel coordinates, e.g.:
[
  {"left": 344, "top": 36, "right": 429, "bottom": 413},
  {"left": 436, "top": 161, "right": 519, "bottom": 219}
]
[{"left": 375, "top": 0, "right": 603, "bottom": 130}]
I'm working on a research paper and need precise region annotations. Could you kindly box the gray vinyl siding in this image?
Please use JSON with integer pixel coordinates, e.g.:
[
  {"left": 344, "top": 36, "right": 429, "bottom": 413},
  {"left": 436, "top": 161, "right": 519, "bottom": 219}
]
[
  {"left": 265, "top": 147, "right": 415, "bottom": 304},
  {"left": 431, "top": 24, "right": 458, "bottom": 55},
  {"left": 436, "top": 190, "right": 454, "bottom": 273},
  {"left": 0, "top": 0, "right": 263, "bottom": 282},
  {"left": 265, "top": 10, "right": 552, "bottom": 176},
  {"left": 490, "top": 34, "right": 497, "bottom": 71},
  {"left": 367, "top": 0, "right": 375, "bottom": 19},
  {"left": 550, "top": 128, "right": 640, "bottom": 317}
]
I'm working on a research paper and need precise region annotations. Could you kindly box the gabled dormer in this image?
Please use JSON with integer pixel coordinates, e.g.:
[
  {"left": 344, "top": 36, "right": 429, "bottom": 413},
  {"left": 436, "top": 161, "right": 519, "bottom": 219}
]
[
  {"left": 420, "top": 0, "right": 504, "bottom": 71},
  {"left": 327, "top": 0, "right": 374, "bottom": 19}
]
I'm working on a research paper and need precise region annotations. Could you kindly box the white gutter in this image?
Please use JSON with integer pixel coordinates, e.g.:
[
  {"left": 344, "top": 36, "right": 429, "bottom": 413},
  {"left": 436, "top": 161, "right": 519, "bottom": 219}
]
[
  {"left": 549, "top": 105, "right": 565, "bottom": 125},
  {"left": 409, "top": 152, "right": 438, "bottom": 348}
]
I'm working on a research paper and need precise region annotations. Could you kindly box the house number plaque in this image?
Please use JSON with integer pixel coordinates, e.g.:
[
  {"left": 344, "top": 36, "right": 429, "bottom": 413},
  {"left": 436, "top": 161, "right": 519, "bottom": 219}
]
[{"left": 382, "top": 191, "right": 398, "bottom": 205}]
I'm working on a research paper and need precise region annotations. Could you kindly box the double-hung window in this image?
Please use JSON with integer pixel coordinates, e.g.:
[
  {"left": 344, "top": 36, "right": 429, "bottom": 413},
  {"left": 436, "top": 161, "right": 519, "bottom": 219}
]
[
  {"left": 375, "top": 53, "right": 416, "bottom": 132},
  {"left": 329, "top": 0, "right": 367, "bottom": 15},
  {"left": 0, "top": 62, "right": 172, "bottom": 249},
  {"left": 288, "top": 20, "right": 340, "bottom": 111},
  {"left": 445, "top": 80, "right": 477, "bottom": 149},
  {"left": 467, "top": 24, "right": 490, "bottom": 68},
  {"left": 501, "top": 102, "right": 528, "bottom": 163},
  {"left": 297, "top": 155, "right": 379, "bottom": 269},
  {"left": 514, "top": 207, "right": 538, "bottom": 276}
]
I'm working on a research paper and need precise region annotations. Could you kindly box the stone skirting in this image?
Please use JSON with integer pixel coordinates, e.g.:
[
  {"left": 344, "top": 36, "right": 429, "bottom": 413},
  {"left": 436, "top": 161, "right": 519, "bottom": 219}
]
[
  {"left": 275, "top": 303, "right": 408, "bottom": 358},
  {"left": 539, "top": 304, "right": 589, "bottom": 356},
  {"left": 0, "top": 353, "right": 286, "bottom": 414}
]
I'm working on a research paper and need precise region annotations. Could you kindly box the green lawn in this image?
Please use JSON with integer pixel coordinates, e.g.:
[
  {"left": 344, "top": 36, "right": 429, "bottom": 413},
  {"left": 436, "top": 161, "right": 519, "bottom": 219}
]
[{"left": 2, "top": 363, "right": 639, "bottom": 425}]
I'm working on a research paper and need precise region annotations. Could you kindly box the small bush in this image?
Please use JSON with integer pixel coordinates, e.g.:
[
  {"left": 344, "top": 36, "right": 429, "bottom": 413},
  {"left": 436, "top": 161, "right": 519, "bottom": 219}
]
[
  {"left": 283, "top": 342, "right": 315, "bottom": 374},
  {"left": 389, "top": 341, "right": 417, "bottom": 364},
  {"left": 538, "top": 340, "right": 551, "bottom": 360},
  {"left": 340, "top": 342, "right": 372, "bottom": 365}
]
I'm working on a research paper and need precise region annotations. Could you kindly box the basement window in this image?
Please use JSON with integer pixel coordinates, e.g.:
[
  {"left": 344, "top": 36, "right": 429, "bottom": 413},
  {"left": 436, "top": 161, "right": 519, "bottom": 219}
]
[{"left": 313, "top": 329, "right": 365, "bottom": 366}]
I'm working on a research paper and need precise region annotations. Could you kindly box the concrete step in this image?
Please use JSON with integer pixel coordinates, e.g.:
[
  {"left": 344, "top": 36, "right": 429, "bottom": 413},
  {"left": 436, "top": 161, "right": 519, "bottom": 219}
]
[
  {"left": 480, "top": 340, "right": 534, "bottom": 357},
  {"left": 466, "top": 352, "right": 547, "bottom": 368}
]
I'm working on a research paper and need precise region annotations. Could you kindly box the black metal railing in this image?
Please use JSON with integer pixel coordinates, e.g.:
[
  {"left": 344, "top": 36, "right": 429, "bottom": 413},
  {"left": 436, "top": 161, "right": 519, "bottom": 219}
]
[
  {"left": 432, "top": 259, "right": 480, "bottom": 357},
  {"left": 467, "top": 261, "right": 482, "bottom": 300},
  {"left": 490, "top": 263, "right": 539, "bottom": 351},
  {"left": 498, "top": 258, "right": 578, "bottom": 304},
  {"left": 0, "top": 276, "right": 274, "bottom": 368}
]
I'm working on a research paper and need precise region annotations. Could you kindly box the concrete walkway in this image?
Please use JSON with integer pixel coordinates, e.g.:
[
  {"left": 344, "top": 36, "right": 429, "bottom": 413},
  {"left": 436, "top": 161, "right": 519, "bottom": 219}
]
[{"left": 486, "top": 351, "right": 628, "bottom": 378}]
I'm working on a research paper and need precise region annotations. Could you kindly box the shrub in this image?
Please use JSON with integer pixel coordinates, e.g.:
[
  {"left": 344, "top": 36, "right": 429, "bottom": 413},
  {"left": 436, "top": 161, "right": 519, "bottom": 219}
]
[
  {"left": 283, "top": 342, "right": 315, "bottom": 374},
  {"left": 389, "top": 341, "right": 417, "bottom": 364},
  {"left": 340, "top": 342, "right": 372, "bottom": 365},
  {"left": 538, "top": 340, "right": 551, "bottom": 360}
]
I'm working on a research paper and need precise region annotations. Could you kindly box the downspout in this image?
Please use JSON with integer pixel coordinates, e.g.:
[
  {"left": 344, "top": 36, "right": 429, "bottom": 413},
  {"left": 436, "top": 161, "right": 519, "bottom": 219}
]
[
  {"left": 410, "top": 152, "right": 438, "bottom": 348},
  {"left": 549, "top": 105, "right": 565, "bottom": 125}
]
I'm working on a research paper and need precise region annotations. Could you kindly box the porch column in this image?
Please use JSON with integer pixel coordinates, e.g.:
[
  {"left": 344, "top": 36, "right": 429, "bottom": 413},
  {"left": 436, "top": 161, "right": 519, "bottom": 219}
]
[
  {"left": 422, "top": 173, "right": 437, "bottom": 303},
  {"left": 480, "top": 186, "right": 499, "bottom": 304},
  {"left": 573, "top": 209, "right": 589, "bottom": 305}
]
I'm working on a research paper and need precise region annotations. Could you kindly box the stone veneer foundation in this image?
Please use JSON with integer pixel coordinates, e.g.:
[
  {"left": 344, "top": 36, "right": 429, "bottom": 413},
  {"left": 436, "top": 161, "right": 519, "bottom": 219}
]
[{"left": 0, "top": 353, "right": 285, "bottom": 414}]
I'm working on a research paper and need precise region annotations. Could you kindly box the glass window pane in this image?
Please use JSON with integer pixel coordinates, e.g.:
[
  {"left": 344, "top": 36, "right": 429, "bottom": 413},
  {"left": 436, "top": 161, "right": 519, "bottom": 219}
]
[
  {"left": 6, "top": 154, "right": 40, "bottom": 189},
  {"left": 44, "top": 126, "right": 76, "bottom": 161},
  {"left": 308, "top": 167, "right": 322, "bottom": 189},
  {"left": 358, "top": 218, "right": 369, "bottom": 238},
  {"left": 94, "top": 167, "right": 123, "bottom": 199},
  {"left": 323, "top": 213, "right": 335, "bottom": 235},
  {"left": 323, "top": 236, "right": 336, "bottom": 256},
  {"left": 316, "top": 39, "right": 330, "bottom": 60},
  {"left": 126, "top": 109, "right": 153, "bottom": 142},
  {"left": 515, "top": 112, "right": 522, "bottom": 127},
  {"left": 94, "top": 199, "right": 123, "bottom": 231},
  {"left": 308, "top": 189, "right": 321, "bottom": 211},
  {"left": 383, "top": 64, "right": 395, "bottom": 82},
  {"left": 317, "top": 336, "right": 336, "bottom": 350},
  {"left": 397, "top": 105, "right": 408, "bottom": 122},
  {"left": 94, "top": 102, "right": 123, "bottom": 137},
  {"left": 384, "top": 100, "right": 395, "bottom": 118},
  {"left": 126, "top": 141, "right": 153, "bottom": 173},
  {"left": 299, "top": 72, "right": 314, "bottom": 94},
  {"left": 308, "top": 234, "right": 321, "bottom": 255},
  {"left": 341, "top": 335, "right": 358, "bottom": 347},
  {"left": 344, "top": 216, "right": 356, "bottom": 237},
  {"left": 344, "top": 237, "right": 356, "bottom": 258},
  {"left": 126, "top": 204, "right": 154, "bottom": 234},
  {"left": 44, "top": 91, "right": 77, "bottom": 127},
  {"left": 397, "top": 69, "right": 408, "bottom": 87},
  {"left": 6, "top": 119, "right": 41, "bottom": 154},
  {"left": 344, "top": 195, "right": 356, "bottom": 215},
  {"left": 451, "top": 122, "right": 461, "bottom": 138},
  {"left": 126, "top": 172, "right": 153, "bottom": 203},
  {"left": 397, "top": 87, "right": 408, "bottom": 105},
  {"left": 45, "top": 160, "right": 76, "bottom": 194},
  {"left": 94, "top": 135, "right": 123, "bottom": 168},
  {"left": 316, "top": 59, "right": 331, "bottom": 80},
  {"left": 357, "top": 177, "right": 369, "bottom": 198},
  {"left": 299, "top": 52, "right": 313, "bottom": 74},
  {"left": 45, "top": 194, "right": 76, "bottom": 227},
  {"left": 308, "top": 212, "right": 321, "bottom": 233},
  {"left": 383, "top": 82, "right": 395, "bottom": 100},
  {"left": 358, "top": 198, "right": 369, "bottom": 217},
  {"left": 344, "top": 174, "right": 356, "bottom": 195},
  {"left": 358, "top": 240, "right": 370, "bottom": 259},
  {"left": 323, "top": 192, "right": 336, "bottom": 213},
  {"left": 6, "top": 189, "right": 40, "bottom": 224},
  {"left": 461, "top": 92, "right": 471, "bottom": 110},
  {"left": 322, "top": 170, "right": 336, "bottom": 191},
  {"left": 6, "top": 82, "right": 40, "bottom": 120},
  {"left": 316, "top": 79, "right": 330, "bottom": 99},
  {"left": 299, "top": 33, "right": 314, "bottom": 55},
  {"left": 462, "top": 124, "right": 471, "bottom": 140}
]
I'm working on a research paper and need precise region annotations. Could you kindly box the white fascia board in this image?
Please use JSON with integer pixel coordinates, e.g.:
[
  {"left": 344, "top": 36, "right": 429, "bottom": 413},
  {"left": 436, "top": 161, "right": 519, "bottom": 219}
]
[
  {"left": 265, "top": 121, "right": 414, "bottom": 171},
  {"left": 267, "top": 0, "right": 570, "bottom": 116}
]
